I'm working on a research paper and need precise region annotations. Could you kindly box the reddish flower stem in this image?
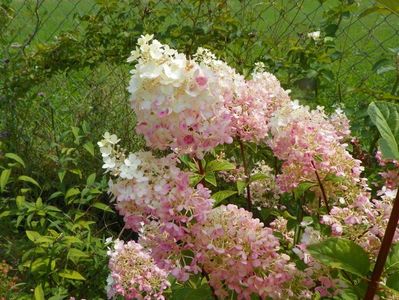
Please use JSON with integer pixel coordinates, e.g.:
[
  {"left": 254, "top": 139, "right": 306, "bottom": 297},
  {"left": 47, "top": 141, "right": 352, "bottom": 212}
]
[
  {"left": 311, "top": 161, "right": 330, "bottom": 213},
  {"left": 364, "top": 188, "right": 399, "bottom": 299},
  {"left": 202, "top": 270, "right": 218, "bottom": 300},
  {"left": 197, "top": 159, "right": 206, "bottom": 185},
  {"left": 198, "top": 159, "right": 205, "bottom": 175}
]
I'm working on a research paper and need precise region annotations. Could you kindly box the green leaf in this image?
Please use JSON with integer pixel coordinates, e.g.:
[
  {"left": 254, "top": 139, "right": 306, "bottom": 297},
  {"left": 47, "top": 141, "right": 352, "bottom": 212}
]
[
  {"left": 71, "top": 126, "right": 80, "bottom": 143},
  {"left": 212, "top": 190, "right": 237, "bottom": 205},
  {"left": 307, "top": 238, "right": 370, "bottom": 277},
  {"left": 83, "top": 141, "right": 95, "bottom": 156},
  {"left": 337, "top": 288, "right": 361, "bottom": 300},
  {"left": 205, "top": 159, "right": 235, "bottom": 172},
  {"left": 36, "top": 197, "right": 43, "bottom": 207},
  {"left": 68, "top": 248, "right": 89, "bottom": 264},
  {"left": 5, "top": 153, "right": 25, "bottom": 168},
  {"left": 49, "top": 191, "right": 63, "bottom": 200},
  {"left": 372, "top": 58, "right": 391, "bottom": 73},
  {"left": 65, "top": 187, "right": 80, "bottom": 199},
  {"left": 250, "top": 173, "right": 268, "bottom": 182},
  {"left": 16, "top": 195, "right": 25, "bottom": 209},
  {"left": 387, "top": 272, "right": 399, "bottom": 291},
  {"left": 18, "top": 175, "right": 41, "bottom": 189},
  {"left": 189, "top": 174, "right": 204, "bottom": 186},
  {"left": 26, "top": 231, "right": 42, "bottom": 243},
  {"left": 293, "top": 181, "right": 316, "bottom": 198},
  {"left": 69, "top": 169, "right": 82, "bottom": 179},
  {"left": 237, "top": 180, "right": 247, "bottom": 194},
  {"left": 170, "top": 280, "right": 213, "bottom": 300},
  {"left": 204, "top": 172, "right": 217, "bottom": 186},
  {"left": 86, "top": 173, "right": 96, "bottom": 186},
  {"left": 34, "top": 284, "right": 45, "bottom": 300},
  {"left": 0, "top": 210, "right": 11, "bottom": 218},
  {"left": 0, "top": 169, "right": 11, "bottom": 192},
  {"left": 58, "top": 170, "right": 66, "bottom": 183},
  {"left": 386, "top": 243, "right": 399, "bottom": 271},
  {"left": 59, "top": 269, "right": 86, "bottom": 280},
  {"left": 92, "top": 202, "right": 114, "bottom": 213},
  {"left": 179, "top": 155, "right": 197, "bottom": 170},
  {"left": 63, "top": 236, "right": 83, "bottom": 245},
  {"left": 368, "top": 102, "right": 399, "bottom": 160}
]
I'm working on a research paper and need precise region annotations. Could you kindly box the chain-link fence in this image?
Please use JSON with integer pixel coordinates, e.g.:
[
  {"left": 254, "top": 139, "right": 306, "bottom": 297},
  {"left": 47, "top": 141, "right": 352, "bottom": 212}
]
[{"left": 1, "top": 0, "right": 398, "bottom": 174}]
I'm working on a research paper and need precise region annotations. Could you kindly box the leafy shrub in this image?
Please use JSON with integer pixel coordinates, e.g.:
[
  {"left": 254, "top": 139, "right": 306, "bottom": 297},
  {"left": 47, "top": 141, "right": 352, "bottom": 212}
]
[
  {"left": 96, "top": 35, "right": 399, "bottom": 299},
  {"left": 0, "top": 131, "right": 122, "bottom": 299}
]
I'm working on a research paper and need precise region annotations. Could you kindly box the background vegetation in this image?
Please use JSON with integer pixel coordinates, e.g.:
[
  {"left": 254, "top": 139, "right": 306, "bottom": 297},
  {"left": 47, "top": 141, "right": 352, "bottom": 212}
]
[{"left": 0, "top": 0, "right": 398, "bottom": 299}]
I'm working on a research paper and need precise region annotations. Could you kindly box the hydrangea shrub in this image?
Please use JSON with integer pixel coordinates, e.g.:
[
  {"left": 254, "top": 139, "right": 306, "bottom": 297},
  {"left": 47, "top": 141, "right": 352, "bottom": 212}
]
[{"left": 100, "top": 35, "right": 399, "bottom": 299}]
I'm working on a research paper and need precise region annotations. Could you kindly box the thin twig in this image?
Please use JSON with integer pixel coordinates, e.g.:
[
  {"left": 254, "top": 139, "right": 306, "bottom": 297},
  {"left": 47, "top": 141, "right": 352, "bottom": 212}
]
[
  {"left": 202, "top": 270, "right": 218, "bottom": 300},
  {"left": 196, "top": 158, "right": 206, "bottom": 185},
  {"left": 198, "top": 159, "right": 205, "bottom": 175},
  {"left": 311, "top": 161, "right": 330, "bottom": 213},
  {"left": 22, "top": 0, "right": 42, "bottom": 56},
  {"left": 117, "top": 225, "right": 126, "bottom": 240},
  {"left": 364, "top": 188, "right": 399, "bottom": 299}
]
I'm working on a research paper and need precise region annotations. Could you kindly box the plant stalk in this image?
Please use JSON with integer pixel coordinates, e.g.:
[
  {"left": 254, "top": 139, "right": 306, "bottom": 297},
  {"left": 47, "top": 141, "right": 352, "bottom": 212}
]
[
  {"left": 197, "top": 158, "right": 206, "bottom": 186},
  {"left": 311, "top": 161, "right": 330, "bottom": 213},
  {"left": 202, "top": 270, "right": 218, "bottom": 300},
  {"left": 364, "top": 188, "right": 399, "bottom": 299},
  {"left": 239, "top": 140, "right": 252, "bottom": 210}
]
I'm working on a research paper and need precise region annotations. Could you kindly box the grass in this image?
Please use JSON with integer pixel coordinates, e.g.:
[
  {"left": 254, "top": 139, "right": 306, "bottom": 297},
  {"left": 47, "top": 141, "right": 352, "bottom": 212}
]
[
  {"left": 6, "top": 0, "right": 96, "bottom": 46},
  {"left": 5, "top": 0, "right": 397, "bottom": 91},
  {"left": 2, "top": 0, "right": 398, "bottom": 174}
]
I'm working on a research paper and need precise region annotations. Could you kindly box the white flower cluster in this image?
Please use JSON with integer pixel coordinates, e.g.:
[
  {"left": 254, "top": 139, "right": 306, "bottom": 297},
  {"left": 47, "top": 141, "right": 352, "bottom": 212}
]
[
  {"left": 127, "top": 34, "right": 233, "bottom": 157},
  {"left": 97, "top": 132, "right": 145, "bottom": 181},
  {"left": 307, "top": 31, "right": 321, "bottom": 41}
]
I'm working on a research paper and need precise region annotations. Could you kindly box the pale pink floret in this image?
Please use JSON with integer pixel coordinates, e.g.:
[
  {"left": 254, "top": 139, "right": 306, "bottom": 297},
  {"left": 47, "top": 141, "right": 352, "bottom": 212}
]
[
  {"left": 128, "top": 35, "right": 234, "bottom": 158},
  {"left": 107, "top": 240, "right": 170, "bottom": 300},
  {"left": 225, "top": 70, "right": 291, "bottom": 142},
  {"left": 321, "top": 189, "right": 399, "bottom": 255},
  {"left": 189, "top": 204, "right": 296, "bottom": 299},
  {"left": 268, "top": 102, "right": 363, "bottom": 205}
]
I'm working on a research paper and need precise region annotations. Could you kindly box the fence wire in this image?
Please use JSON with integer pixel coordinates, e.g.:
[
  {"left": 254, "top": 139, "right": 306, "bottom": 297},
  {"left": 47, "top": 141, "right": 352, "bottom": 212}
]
[{"left": 0, "top": 0, "right": 398, "bottom": 171}]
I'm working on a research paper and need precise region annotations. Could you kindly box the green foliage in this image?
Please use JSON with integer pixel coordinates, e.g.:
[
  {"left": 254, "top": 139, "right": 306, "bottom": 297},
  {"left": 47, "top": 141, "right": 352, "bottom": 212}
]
[
  {"left": 383, "top": 244, "right": 399, "bottom": 292},
  {"left": 387, "top": 273, "right": 399, "bottom": 291},
  {"left": 205, "top": 159, "right": 236, "bottom": 173},
  {"left": 169, "top": 275, "right": 214, "bottom": 300},
  {"left": 0, "top": 0, "right": 398, "bottom": 298},
  {"left": 212, "top": 190, "right": 237, "bottom": 205},
  {"left": 307, "top": 238, "right": 371, "bottom": 277},
  {"left": 1, "top": 0, "right": 397, "bottom": 182},
  {"left": 368, "top": 101, "right": 399, "bottom": 160},
  {"left": 0, "top": 143, "right": 118, "bottom": 299}
]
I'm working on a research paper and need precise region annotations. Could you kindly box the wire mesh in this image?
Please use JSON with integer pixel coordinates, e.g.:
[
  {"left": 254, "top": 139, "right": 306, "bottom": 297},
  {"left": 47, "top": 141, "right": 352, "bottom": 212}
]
[{"left": 0, "top": 0, "right": 398, "bottom": 169}]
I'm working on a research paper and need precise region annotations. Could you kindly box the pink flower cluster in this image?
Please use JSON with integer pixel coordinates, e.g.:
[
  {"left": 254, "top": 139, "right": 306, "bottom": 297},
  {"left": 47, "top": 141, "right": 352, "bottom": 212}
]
[
  {"left": 127, "top": 35, "right": 233, "bottom": 158},
  {"left": 189, "top": 205, "right": 295, "bottom": 299},
  {"left": 249, "top": 160, "right": 281, "bottom": 209},
  {"left": 106, "top": 240, "right": 170, "bottom": 300},
  {"left": 292, "top": 227, "right": 344, "bottom": 298},
  {"left": 127, "top": 35, "right": 294, "bottom": 157},
  {"left": 376, "top": 150, "right": 399, "bottom": 189},
  {"left": 99, "top": 133, "right": 213, "bottom": 234},
  {"left": 100, "top": 34, "right": 397, "bottom": 299},
  {"left": 270, "top": 219, "right": 344, "bottom": 299},
  {"left": 321, "top": 188, "right": 399, "bottom": 255},
  {"left": 268, "top": 102, "right": 363, "bottom": 204},
  {"left": 223, "top": 63, "right": 291, "bottom": 142},
  {"left": 99, "top": 132, "right": 300, "bottom": 298}
]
